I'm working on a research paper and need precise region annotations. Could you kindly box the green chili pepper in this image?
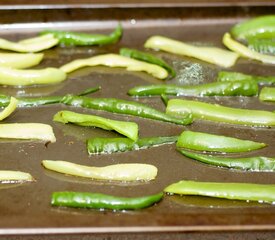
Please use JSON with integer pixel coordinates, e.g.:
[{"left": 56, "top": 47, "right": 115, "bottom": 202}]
[
  {"left": 247, "top": 38, "right": 275, "bottom": 55},
  {"left": 176, "top": 131, "right": 266, "bottom": 153},
  {"left": 128, "top": 81, "right": 258, "bottom": 97},
  {"left": 223, "top": 32, "right": 275, "bottom": 64},
  {"left": 259, "top": 87, "right": 275, "bottom": 102},
  {"left": 166, "top": 99, "right": 275, "bottom": 127},
  {"left": 217, "top": 71, "right": 275, "bottom": 85},
  {"left": 144, "top": 35, "right": 239, "bottom": 68},
  {"left": 161, "top": 94, "right": 169, "bottom": 106},
  {"left": 119, "top": 47, "right": 176, "bottom": 78},
  {"left": 60, "top": 53, "right": 168, "bottom": 79},
  {"left": 0, "top": 53, "right": 43, "bottom": 69},
  {"left": 164, "top": 180, "right": 275, "bottom": 203},
  {"left": 87, "top": 136, "right": 178, "bottom": 154},
  {"left": 178, "top": 149, "right": 275, "bottom": 171},
  {"left": 0, "top": 66, "right": 66, "bottom": 86},
  {"left": 41, "top": 24, "right": 122, "bottom": 46},
  {"left": 53, "top": 110, "right": 139, "bottom": 141},
  {"left": 231, "top": 15, "right": 275, "bottom": 40},
  {"left": 61, "top": 95, "right": 192, "bottom": 125},
  {"left": 51, "top": 191, "right": 163, "bottom": 210}
]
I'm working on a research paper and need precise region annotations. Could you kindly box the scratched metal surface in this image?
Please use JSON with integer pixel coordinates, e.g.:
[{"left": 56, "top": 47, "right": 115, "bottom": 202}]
[{"left": 0, "top": 5, "right": 275, "bottom": 237}]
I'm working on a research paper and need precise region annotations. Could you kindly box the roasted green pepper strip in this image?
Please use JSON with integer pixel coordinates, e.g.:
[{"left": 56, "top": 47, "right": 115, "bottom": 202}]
[
  {"left": 128, "top": 81, "right": 258, "bottom": 97},
  {"left": 119, "top": 47, "right": 176, "bottom": 78},
  {"left": 60, "top": 53, "right": 168, "bottom": 79},
  {"left": 0, "top": 53, "right": 43, "bottom": 69},
  {"left": 87, "top": 136, "right": 178, "bottom": 154},
  {"left": 259, "top": 87, "right": 275, "bottom": 102},
  {"left": 41, "top": 24, "right": 122, "bottom": 46},
  {"left": 217, "top": 71, "right": 275, "bottom": 85},
  {"left": 247, "top": 38, "right": 275, "bottom": 55},
  {"left": 53, "top": 110, "right": 139, "bottom": 141},
  {"left": 51, "top": 191, "right": 163, "bottom": 210},
  {"left": 231, "top": 15, "right": 275, "bottom": 40},
  {"left": 0, "top": 66, "right": 66, "bottom": 86},
  {"left": 176, "top": 131, "right": 266, "bottom": 153},
  {"left": 178, "top": 149, "right": 275, "bottom": 171},
  {"left": 166, "top": 99, "right": 275, "bottom": 127},
  {"left": 164, "top": 180, "right": 275, "bottom": 203},
  {"left": 144, "top": 35, "right": 239, "bottom": 68},
  {"left": 61, "top": 95, "right": 192, "bottom": 125}
]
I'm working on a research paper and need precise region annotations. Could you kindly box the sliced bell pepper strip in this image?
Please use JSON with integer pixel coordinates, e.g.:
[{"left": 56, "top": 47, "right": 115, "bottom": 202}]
[
  {"left": 51, "top": 191, "right": 163, "bottom": 210},
  {"left": 0, "top": 123, "right": 56, "bottom": 143},
  {"left": 176, "top": 131, "right": 266, "bottom": 153},
  {"left": 119, "top": 47, "right": 176, "bottom": 78},
  {"left": 0, "top": 170, "right": 34, "bottom": 183},
  {"left": 87, "top": 136, "right": 178, "bottom": 154},
  {"left": 217, "top": 71, "right": 275, "bottom": 85},
  {"left": 60, "top": 53, "right": 168, "bottom": 79},
  {"left": 247, "top": 38, "right": 275, "bottom": 55},
  {"left": 259, "top": 87, "right": 275, "bottom": 102},
  {"left": 42, "top": 161, "right": 157, "bottom": 181},
  {"left": 0, "top": 34, "right": 58, "bottom": 53},
  {"left": 223, "top": 32, "right": 275, "bottom": 64},
  {"left": 41, "top": 24, "right": 122, "bottom": 46},
  {"left": 144, "top": 35, "right": 239, "bottom": 68},
  {"left": 0, "top": 66, "right": 66, "bottom": 86},
  {"left": 128, "top": 80, "right": 258, "bottom": 97},
  {"left": 178, "top": 149, "right": 275, "bottom": 171},
  {"left": 164, "top": 180, "right": 275, "bottom": 204},
  {"left": 0, "top": 53, "right": 43, "bottom": 69},
  {"left": 231, "top": 15, "right": 275, "bottom": 40},
  {"left": 53, "top": 110, "right": 138, "bottom": 141},
  {"left": 166, "top": 99, "right": 275, "bottom": 127},
  {"left": 0, "top": 96, "right": 17, "bottom": 121}
]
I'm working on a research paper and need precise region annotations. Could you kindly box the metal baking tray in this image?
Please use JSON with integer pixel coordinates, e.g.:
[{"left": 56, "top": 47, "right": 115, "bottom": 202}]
[{"left": 1, "top": 3, "right": 275, "bottom": 238}]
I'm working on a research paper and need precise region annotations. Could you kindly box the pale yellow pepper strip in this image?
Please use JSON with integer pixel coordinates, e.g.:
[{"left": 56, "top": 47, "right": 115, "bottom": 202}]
[
  {"left": 42, "top": 160, "right": 158, "bottom": 181},
  {"left": 144, "top": 35, "right": 239, "bottom": 68},
  {"left": 60, "top": 53, "right": 168, "bottom": 79},
  {"left": 0, "top": 34, "right": 58, "bottom": 53},
  {"left": 223, "top": 32, "right": 275, "bottom": 64},
  {"left": 0, "top": 170, "right": 34, "bottom": 182},
  {"left": 0, "top": 96, "right": 17, "bottom": 121}
]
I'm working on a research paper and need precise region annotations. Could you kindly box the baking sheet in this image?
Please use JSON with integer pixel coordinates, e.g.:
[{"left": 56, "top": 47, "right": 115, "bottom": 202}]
[{"left": 0, "top": 5, "right": 275, "bottom": 235}]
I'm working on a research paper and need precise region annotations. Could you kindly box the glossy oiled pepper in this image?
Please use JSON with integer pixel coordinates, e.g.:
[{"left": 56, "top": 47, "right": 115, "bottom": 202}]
[
  {"left": 128, "top": 80, "right": 258, "bottom": 97},
  {"left": 51, "top": 191, "right": 163, "bottom": 210},
  {"left": 166, "top": 99, "right": 275, "bottom": 127},
  {"left": 0, "top": 171, "right": 34, "bottom": 183},
  {"left": 61, "top": 95, "right": 192, "bottom": 125},
  {"left": 259, "top": 87, "right": 275, "bottom": 102},
  {"left": 217, "top": 71, "right": 275, "bottom": 85},
  {"left": 41, "top": 24, "right": 123, "bottom": 46},
  {"left": 119, "top": 47, "right": 176, "bottom": 78},
  {"left": 87, "top": 136, "right": 178, "bottom": 154},
  {"left": 247, "top": 38, "right": 275, "bottom": 55},
  {"left": 53, "top": 110, "right": 139, "bottom": 141},
  {"left": 178, "top": 149, "right": 275, "bottom": 171},
  {"left": 176, "top": 131, "right": 266, "bottom": 153},
  {"left": 0, "top": 53, "right": 43, "bottom": 69},
  {"left": 164, "top": 180, "right": 275, "bottom": 203}
]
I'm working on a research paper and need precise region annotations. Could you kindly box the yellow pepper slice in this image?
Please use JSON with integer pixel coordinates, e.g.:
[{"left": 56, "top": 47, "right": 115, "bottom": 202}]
[
  {"left": 0, "top": 53, "right": 43, "bottom": 69},
  {"left": 0, "top": 96, "right": 17, "bottom": 121},
  {"left": 0, "top": 170, "right": 34, "bottom": 183}
]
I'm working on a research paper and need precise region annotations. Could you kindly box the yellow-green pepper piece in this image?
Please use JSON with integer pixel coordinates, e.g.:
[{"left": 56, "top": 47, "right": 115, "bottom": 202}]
[
  {"left": 0, "top": 53, "right": 43, "bottom": 69},
  {"left": 0, "top": 170, "right": 34, "bottom": 183},
  {"left": 0, "top": 96, "right": 17, "bottom": 121}
]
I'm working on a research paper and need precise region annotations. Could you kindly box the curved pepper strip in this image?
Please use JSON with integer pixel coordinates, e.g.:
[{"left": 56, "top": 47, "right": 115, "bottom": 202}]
[
  {"left": 60, "top": 53, "right": 168, "bottom": 79},
  {"left": 259, "top": 87, "right": 275, "bottom": 102},
  {"left": 0, "top": 66, "right": 66, "bottom": 86},
  {"left": 247, "top": 38, "right": 275, "bottom": 55},
  {"left": 42, "top": 161, "right": 157, "bottom": 181},
  {"left": 51, "top": 191, "right": 163, "bottom": 210},
  {"left": 166, "top": 99, "right": 275, "bottom": 127},
  {"left": 61, "top": 95, "right": 192, "bottom": 125},
  {"left": 41, "top": 24, "right": 122, "bottom": 46},
  {"left": 0, "top": 53, "right": 43, "bottom": 69},
  {"left": 128, "top": 80, "right": 258, "bottom": 97},
  {"left": 178, "top": 149, "right": 275, "bottom": 171},
  {"left": 87, "top": 136, "right": 178, "bottom": 154},
  {"left": 164, "top": 180, "right": 275, "bottom": 204},
  {"left": 53, "top": 110, "right": 138, "bottom": 141},
  {"left": 144, "top": 35, "right": 239, "bottom": 68},
  {"left": 0, "top": 170, "right": 34, "bottom": 183},
  {"left": 231, "top": 15, "right": 275, "bottom": 40},
  {"left": 217, "top": 71, "right": 275, "bottom": 85},
  {"left": 176, "top": 131, "right": 266, "bottom": 153},
  {"left": 0, "top": 34, "right": 58, "bottom": 53},
  {"left": 0, "top": 97, "right": 17, "bottom": 121},
  {"left": 223, "top": 32, "right": 275, "bottom": 64},
  {"left": 119, "top": 47, "right": 176, "bottom": 78}
]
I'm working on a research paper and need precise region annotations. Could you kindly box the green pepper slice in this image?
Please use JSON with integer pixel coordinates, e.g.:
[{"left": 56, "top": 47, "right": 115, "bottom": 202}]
[{"left": 259, "top": 87, "right": 275, "bottom": 102}]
